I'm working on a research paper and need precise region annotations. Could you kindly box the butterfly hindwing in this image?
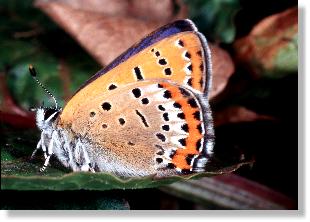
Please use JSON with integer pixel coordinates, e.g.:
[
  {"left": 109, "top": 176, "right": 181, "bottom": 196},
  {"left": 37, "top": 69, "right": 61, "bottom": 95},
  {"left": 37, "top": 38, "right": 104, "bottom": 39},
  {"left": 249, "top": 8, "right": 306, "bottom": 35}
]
[
  {"left": 63, "top": 80, "right": 213, "bottom": 177},
  {"left": 60, "top": 19, "right": 212, "bottom": 126}
]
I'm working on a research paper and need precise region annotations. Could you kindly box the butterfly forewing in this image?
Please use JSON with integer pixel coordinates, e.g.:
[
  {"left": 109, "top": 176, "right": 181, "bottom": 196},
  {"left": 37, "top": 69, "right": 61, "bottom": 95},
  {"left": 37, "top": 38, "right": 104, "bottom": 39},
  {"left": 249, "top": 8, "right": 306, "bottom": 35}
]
[{"left": 60, "top": 20, "right": 212, "bottom": 126}]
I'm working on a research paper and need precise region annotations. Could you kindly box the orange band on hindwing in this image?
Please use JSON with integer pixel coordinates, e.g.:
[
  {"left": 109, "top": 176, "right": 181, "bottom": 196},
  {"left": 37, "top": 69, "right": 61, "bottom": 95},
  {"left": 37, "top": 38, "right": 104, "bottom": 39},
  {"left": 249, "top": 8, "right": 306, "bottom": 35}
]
[{"left": 159, "top": 82, "right": 203, "bottom": 171}]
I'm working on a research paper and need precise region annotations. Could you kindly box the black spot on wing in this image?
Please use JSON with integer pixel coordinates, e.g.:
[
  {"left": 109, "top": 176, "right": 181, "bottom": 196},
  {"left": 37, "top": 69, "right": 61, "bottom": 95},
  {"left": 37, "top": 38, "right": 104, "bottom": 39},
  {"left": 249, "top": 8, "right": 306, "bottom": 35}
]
[
  {"left": 141, "top": 98, "right": 149, "bottom": 105},
  {"left": 162, "top": 125, "right": 170, "bottom": 131},
  {"left": 158, "top": 58, "right": 167, "bottom": 65},
  {"left": 178, "top": 138, "right": 186, "bottom": 146},
  {"left": 167, "top": 163, "right": 176, "bottom": 169},
  {"left": 118, "top": 118, "right": 125, "bottom": 125},
  {"left": 163, "top": 90, "right": 172, "bottom": 99},
  {"left": 187, "top": 78, "right": 193, "bottom": 86},
  {"left": 102, "top": 102, "right": 111, "bottom": 111},
  {"left": 163, "top": 113, "right": 169, "bottom": 121},
  {"left": 188, "top": 98, "right": 198, "bottom": 108},
  {"left": 108, "top": 84, "right": 117, "bottom": 90},
  {"left": 185, "top": 154, "right": 195, "bottom": 165},
  {"left": 156, "top": 133, "right": 166, "bottom": 142},
  {"left": 178, "top": 39, "right": 184, "bottom": 47},
  {"left": 164, "top": 68, "right": 172, "bottom": 75},
  {"left": 169, "top": 150, "right": 176, "bottom": 158},
  {"left": 173, "top": 102, "right": 181, "bottom": 109},
  {"left": 193, "top": 111, "right": 201, "bottom": 120},
  {"left": 181, "top": 124, "right": 189, "bottom": 132},
  {"left": 158, "top": 105, "right": 165, "bottom": 111},
  {"left": 177, "top": 112, "right": 185, "bottom": 119},
  {"left": 135, "top": 110, "right": 149, "bottom": 127},
  {"left": 132, "top": 88, "right": 141, "bottom": 98},
  {"left": 134, "top": 66, "right": 143, "bottom": 80},
  {"left": 185, "top": 51, "right": 191, "bottom": 59},
  {"left": 156, "top": 158, "right": 163, "bottom": 163},
  {"left": 187, "top": 64, "right": 193, "bottom": 72}
]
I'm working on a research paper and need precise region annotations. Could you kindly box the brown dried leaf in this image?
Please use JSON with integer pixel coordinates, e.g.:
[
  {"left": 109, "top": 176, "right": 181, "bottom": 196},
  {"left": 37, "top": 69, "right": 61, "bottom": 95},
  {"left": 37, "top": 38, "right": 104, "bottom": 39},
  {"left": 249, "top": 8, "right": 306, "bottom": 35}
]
[
  {"left": 209, "top": 44, "right": 235, "bottom": 99},
  {"left": 214, "top": 106, "right": 275, "bottom": 127},
  {"left": 35, "top": 0, "right": 187, "bottom": 65},
  {"left": 35, "top": 0, "right": 233, "bottom": 98},
  {"left": 44, "top": 0, "right": 178, "bottom": 21},
  {"left": 234, "top": 7, "right": 298, "bottom": 78}
]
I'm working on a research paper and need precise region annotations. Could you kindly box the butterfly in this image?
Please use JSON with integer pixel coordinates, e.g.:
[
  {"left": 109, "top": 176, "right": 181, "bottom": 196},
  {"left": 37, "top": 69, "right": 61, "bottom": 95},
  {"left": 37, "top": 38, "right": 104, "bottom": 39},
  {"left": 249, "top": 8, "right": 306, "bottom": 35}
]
[{"left": 30, "top": 19, "right": 214, "bottom": 178}]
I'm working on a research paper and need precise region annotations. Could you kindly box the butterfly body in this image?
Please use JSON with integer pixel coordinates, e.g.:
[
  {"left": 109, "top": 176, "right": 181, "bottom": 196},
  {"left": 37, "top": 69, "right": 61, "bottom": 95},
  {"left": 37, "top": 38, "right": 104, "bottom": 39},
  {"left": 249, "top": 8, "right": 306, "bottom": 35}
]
[{"left": 33, "top": 19, "right": 214, "bottom": 178}]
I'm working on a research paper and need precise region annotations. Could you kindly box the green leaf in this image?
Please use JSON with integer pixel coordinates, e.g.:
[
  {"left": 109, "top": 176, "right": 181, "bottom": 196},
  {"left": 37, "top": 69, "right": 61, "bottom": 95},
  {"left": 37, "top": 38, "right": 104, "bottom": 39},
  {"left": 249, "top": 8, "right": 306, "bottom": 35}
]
[
  {"left": 1, "top": 128, "right": 251, "bottom": 191},
  {"left": 185, "top": 0, "right": 240, "bottom": 43},
  {"left": 1, "top": 158, "right": 250, "bottom": 191},
  {"left": 1, "top": 149, "right": 15, "bottom": 162},
  {"left": 272, "top": 33, "right": 298, "bottom": 77}
]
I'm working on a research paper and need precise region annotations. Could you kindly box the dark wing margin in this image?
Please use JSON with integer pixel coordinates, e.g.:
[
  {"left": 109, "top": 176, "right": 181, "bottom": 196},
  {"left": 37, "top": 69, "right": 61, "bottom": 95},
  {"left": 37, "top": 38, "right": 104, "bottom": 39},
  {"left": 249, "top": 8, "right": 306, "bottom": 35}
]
[
  {"left": 75, "top": 19, "right": 197, "bottom": 94},
  {"left": 192, "top": 93, "right": 215, "bottom": 172},
  {"left": 197, "top": 32, "right": 213, "bottom": 96}
]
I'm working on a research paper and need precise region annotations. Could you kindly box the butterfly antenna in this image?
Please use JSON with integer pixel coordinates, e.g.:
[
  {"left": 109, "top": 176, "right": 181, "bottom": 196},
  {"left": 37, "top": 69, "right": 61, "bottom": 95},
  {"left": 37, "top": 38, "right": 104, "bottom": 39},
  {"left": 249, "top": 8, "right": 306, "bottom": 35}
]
[{"left": 29, "top": 64, "right": 58, "bottom": 109}]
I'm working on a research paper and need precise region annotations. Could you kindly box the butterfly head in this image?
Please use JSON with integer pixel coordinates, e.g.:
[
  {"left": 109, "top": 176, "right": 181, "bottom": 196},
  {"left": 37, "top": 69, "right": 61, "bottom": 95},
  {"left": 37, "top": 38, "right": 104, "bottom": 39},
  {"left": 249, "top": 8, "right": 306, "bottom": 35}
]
[
  {"left": 32, "top": 106, "right": 61, "bottom": 131},
  {"left": 28, "top": 65, "right": 62, "bottom": 131}
]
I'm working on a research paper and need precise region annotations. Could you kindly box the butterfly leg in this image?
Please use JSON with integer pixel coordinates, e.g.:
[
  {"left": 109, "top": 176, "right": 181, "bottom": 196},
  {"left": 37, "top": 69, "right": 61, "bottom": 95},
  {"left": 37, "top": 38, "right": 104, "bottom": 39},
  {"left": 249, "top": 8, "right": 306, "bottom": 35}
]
[
  {"left": 80, "top": 143, "right": 95, "bottom": 173},
  {"left": 41, "top": 134, "right": 48, "bottom": 159},
  {"left": 40, "top": 132, "right": 55, "bottom": 172},
  {"left": 30, "top": 138, "right": 42, "bottom": 160}
]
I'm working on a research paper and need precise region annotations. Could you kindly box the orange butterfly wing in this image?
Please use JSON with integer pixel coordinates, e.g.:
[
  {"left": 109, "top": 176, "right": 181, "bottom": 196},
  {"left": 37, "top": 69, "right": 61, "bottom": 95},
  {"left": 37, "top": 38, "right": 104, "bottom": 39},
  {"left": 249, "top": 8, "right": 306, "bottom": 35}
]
[{"left": 59, "top": 20, "right": 212, "bottom": 128}]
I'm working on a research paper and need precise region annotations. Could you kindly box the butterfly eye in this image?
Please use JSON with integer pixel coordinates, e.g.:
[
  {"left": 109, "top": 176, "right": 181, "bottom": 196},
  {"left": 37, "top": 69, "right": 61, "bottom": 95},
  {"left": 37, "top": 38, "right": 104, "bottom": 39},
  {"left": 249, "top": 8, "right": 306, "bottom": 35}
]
[{"left": 44, "top": 108, "right": 59, "bottom": 121}]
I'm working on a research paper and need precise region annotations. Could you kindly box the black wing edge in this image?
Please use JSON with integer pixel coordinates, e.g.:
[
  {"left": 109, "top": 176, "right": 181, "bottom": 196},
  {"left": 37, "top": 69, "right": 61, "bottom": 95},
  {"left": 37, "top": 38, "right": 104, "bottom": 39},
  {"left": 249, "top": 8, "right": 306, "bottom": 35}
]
[{"left": 74, "top": 19, "right": 197, "bottom": 94}]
